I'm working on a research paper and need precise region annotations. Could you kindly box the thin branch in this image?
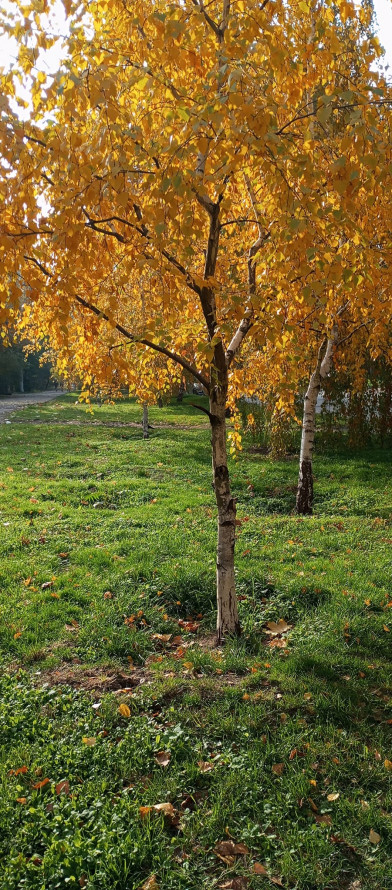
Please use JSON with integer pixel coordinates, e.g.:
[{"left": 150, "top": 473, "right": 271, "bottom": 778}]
[{"left": 74, "top": 294, "right": 210, "bottom": 390}]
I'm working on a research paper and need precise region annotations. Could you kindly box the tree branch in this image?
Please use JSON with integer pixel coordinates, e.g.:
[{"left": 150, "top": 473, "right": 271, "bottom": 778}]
[{"left": 73, "top": 294, "right": 210, "bottom": 390}]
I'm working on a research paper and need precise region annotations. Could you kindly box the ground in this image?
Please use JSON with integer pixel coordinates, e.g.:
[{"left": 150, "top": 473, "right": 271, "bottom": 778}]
[{"left": 0, "top": 395, "right": 391, "bottom": 890}]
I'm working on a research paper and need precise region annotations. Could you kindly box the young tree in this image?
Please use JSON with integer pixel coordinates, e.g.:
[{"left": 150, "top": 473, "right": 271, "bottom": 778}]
[{"left": 1, "top": 0, "right": 391, "bottom": 639}]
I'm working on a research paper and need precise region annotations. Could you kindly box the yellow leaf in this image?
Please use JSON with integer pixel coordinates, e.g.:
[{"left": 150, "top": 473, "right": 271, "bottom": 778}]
[
  {"left": 369, "top": 829, "right": 381, "bottom": 845},
  {"left": 118, "top": 703, "right": 131, "bottom": 718}
]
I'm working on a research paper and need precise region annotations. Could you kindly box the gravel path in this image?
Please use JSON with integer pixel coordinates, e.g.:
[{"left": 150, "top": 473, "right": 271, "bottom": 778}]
[{"left": 0, "top": 391, "right": 62, "bottom": 423}]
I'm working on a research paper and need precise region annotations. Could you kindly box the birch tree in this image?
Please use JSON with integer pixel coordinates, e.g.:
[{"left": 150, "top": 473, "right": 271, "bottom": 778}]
[{"left": 1, "top": 0, "right": 391, "bottom": 639}]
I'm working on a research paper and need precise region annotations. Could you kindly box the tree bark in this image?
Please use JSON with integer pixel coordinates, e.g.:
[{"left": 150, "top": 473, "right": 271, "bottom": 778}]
[
  {"left": 142, "top": 402, "right": 149, "bottom": 439},
  {"left": 296, "top": 329, "right": 337, "bottom": 514},
  {"left": 210, "top": 379, "right": 240, "bottom": 643}
]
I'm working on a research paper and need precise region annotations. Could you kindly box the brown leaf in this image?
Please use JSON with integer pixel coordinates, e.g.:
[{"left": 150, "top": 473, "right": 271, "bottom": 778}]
[
  {"left": 140, "top": 877, "right": 159, "bottom": 890},
  {"left": 41, "top": 581, "right": 54, "bottom": 590},
  {"left": 369, "top": 829, "right": 381, "bottom": 845},
  {"left": 214, "top": 840, "right": 237, "bottom": 857},
  {"left": 178, "top": 619, "right": 200, "bottom": 633},
  {"left": 197, "top": 760, "right": 214, "bottom": 773},
  {"left": 32, "top": 777, "right": 50, "bottom": 790},
  {"left": 253, "top": 862, "right": 268, "bottom": 875},
  {"left": 219, "top": 880, "right": 249, "bottom": 889},
  {"left": 270, "top": 878, "right": 284, "bottom": 887},
  {"left": 155, "top": 751, "right": 171, "bottom": 768},
  {"left": 384, "top": 759, "right": 392, "bottom": 770},
  {"left": 327, "top": 792, "right": 340, "bottom": 801},
  {"left": 314, "top": 813, "right": 332, "bottom": 825},
  {"left": 266, "top": 638, "right": 287, "bottom": 649},
  {"left": 152, "top": 633, "right": 172, "bottom": 644},
  {"left": 82, "top": 737, "right": 96, "bottom": 746},
  {"left": 272, "top": 763, "right": 284, "bottom": 776},
  {"left": 16, "top": 797, "right": 27, "bottom": 804},
  {"left": 233, "top": 842, "right": 249, "bottom": 855},
  {"left": 265, "top": 619, "right": 290, "bottom": 636},
  {"left": 9, "top": 765, "right": 28, "bottom": 776},
  {"left": 55, "top": 780, "right": 70, "bottom": 795}
]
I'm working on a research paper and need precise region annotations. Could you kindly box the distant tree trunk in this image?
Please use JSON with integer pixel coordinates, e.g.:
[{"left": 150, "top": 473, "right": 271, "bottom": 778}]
[
  {"left": 142, "top": 402, "right": 149, "bottom": 439},
  {"left": 177, "top": 379, "right": 185, "bottom": 402},
  {"left": 210, "top": 372, "right": 240, "bottom": 643},
  {"left": 19, "top": 366, "right": 24, "bottom": 393},
  {"left": 296, "top": 328, "right": 337, "bottom": 514}
]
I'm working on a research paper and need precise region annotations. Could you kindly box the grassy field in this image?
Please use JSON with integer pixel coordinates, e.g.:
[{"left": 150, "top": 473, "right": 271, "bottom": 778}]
[{"left": 0, "top": 394, "right": 391, "bottom": 890}]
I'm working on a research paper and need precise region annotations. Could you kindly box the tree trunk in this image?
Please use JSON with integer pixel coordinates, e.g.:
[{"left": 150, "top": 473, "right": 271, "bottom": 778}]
[
  {"left": 142, "top": 402, "right": 149, "bottom": 439},
  {"left": 177, "top": 379, "right": 185, "bottom": 402},
  {"left": 296, "top": 331, "right": 337, "bottom": 515},
  {"left": 19, "top": 366, "right": 24, "bottom": 393},
  {"left": 210, "top": 386, "right": 240, "bottom": 643}
]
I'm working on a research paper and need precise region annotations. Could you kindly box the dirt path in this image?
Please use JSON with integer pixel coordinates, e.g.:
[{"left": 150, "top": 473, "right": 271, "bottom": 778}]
[{"left": 0, "top": 391, "right": 62, "bottom": 423}]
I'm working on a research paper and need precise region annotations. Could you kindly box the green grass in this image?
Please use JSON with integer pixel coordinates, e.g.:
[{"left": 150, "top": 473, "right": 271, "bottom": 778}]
[{"left": 0, "top": 394, "right": 391, "bottom": 890}]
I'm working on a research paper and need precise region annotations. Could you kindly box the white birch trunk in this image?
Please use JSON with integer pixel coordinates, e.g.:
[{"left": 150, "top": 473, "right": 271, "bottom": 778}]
[
  {"left": 142, "top": 403, "right": 149, "bottom": 439},
  {"left": 210, "top": 387, "right": 240, "bottom": 642},
  {"left": 296, "top": 329, "right": 337, "bottom": 514}
]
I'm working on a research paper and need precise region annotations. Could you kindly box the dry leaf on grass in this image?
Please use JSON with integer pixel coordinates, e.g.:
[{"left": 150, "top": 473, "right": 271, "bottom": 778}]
[
  {"left": 369, "top": 829, "right": 381, "bottom": 845},
  {"left": 155, "top": 751, "right": 171, "bottom": 768},
  {"left": 314, "top": 813, "right": 332, "bottom": 825},
  {"left": 265, "top": 619, "right": 290, "bottom": 636},
  {"left": 327, "top": 792, "right": 340, "bottom": 801},
  {"left": 197, "top": 760, "right": 214, "bottom": 773},
  {"left": 214, "top": 840, "right": 250, "bottom": 861},
  {"left": 140, "top": 876, "right": 159, "bottom": 890},
  {"left": 219, "top": 879, "right": 249, "bottom": 889},
  {"left": 55, "top": 780, "right": 69, "bottom": 795},
  {"left": 272, "top": 763, "right": 284, "bottom": 776},
  {"left": 253, "top": 862, "right": 268, "bottom": 875},
  {"left": 139, "top": 802, "right": 178, "bottom": 826},
  {"left": 118, "top": 703, "right": 131, "bottom": 718}
]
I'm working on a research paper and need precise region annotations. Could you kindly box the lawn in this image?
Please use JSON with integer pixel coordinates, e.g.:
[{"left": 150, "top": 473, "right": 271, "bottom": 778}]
[{"left": 0, "top": 394, "right": 391, "bottom": 890}]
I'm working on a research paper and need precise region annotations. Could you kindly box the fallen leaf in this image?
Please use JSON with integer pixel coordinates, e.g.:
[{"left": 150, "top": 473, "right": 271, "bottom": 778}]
[
  {"left": 219, "top": 880, "right": 249, "bottom": 889},
  {"left": 32, "top": 778, "right": 50, "bottom": 790},
  {"left": 233, "top": 842, "right": 249, "bottom": 855},
  {"left": 178, "top": 619, "right": 200, "bottom": 633},
  {"left": 10, "top": 765, "right": 28, "bottom": 776},
  {"left": 59, "top": 552, "right": 69, "bottom": 559},
  {"left": 155, "top": 751, "right": 171, "bottom": 768},
  {"left": 152, "top": 633, "right": 172, "bottom": 644},
  {"left": 369, "top": 829, "right": 381, "bottom": 845},
  {"left": 253, "top": 863, "right": 268, "bottom": 875},
  {"left": 118, "top": 703, "right": 131, "bottom": 718},
  {"left": 103, "top": 590, "right": 113, "bottom": 599},
  {"left": 272, "top": 763, "right": 284, "bottom": 776},
  {"left": 16, "top": 797, "right": 27, "bottom": 804},
  {"left": 327, "top": 792, "right": 340, "bottom": 801},
  {"left": 314, "top": 813, "right": 332, "bottom": 825},
  {"left": 270, "top": 878, "right": 284, "bottom": 887},
  {"left": 140, "top": 877, "right": 159, "bottom": 890},
  {"left": 41, "top": 581, "right": 54, "bottom": 590},
  {"left": 82, "top": 737, "right": 96, "bottom": 746},
  {"left": 266, "top": 638, "right": 287, "bottom": 648},
  {"left": 198, "top": 760, "right": 214, "bottom": 773},
  {"left": 384, "top": 759, "right": 392, "bottom": 770},
  {"left": 55, "top": 780, "right": 70, "bottom": 795},
  {"left": 383, "top": 625, "right": 389, "bottom": 632},
  {"left": 265, "top": 619, "right": 290, "bottom": 636}
]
